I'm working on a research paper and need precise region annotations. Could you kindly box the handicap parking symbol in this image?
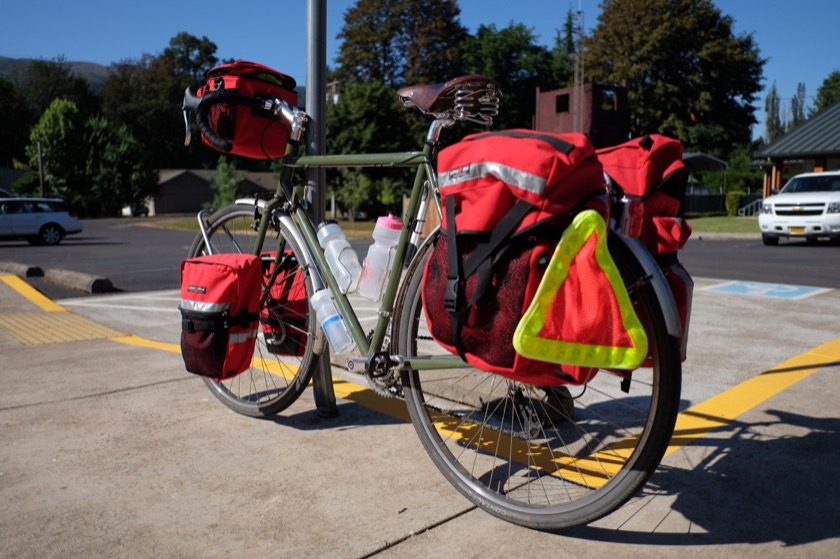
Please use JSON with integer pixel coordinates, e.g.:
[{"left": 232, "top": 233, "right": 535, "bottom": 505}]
[{"left": 706, "top": 281, "right": 831, "bottom": 300}]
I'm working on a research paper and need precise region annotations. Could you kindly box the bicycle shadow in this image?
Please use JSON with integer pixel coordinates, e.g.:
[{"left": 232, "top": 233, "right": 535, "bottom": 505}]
[{"left": 563, "top": 407, "right": 840, "bottom": 547}]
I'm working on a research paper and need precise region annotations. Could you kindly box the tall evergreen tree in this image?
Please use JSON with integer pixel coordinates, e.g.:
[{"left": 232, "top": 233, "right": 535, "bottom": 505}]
[
  {"left": 764, "top": 81, "right": 784, "bottom": 142},
  {"left": 789, "top": 82, "right": 807, "bottom": 130},
  {"left": 584, "top": 0, "right": 765, "bottom": 156}
]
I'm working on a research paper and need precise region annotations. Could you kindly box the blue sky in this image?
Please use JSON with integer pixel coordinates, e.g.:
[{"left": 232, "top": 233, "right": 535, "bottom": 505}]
[{"left": 2, "top": 1, "right": 838, "bottom": 140}]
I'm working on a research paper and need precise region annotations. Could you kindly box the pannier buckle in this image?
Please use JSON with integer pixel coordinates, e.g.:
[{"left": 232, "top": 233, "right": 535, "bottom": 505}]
[{"left": 443, "top": 279, "right": 460, "bottom": 314}]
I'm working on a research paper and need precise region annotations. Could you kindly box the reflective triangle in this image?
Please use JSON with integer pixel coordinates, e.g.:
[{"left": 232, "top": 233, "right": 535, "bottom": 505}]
[{"left": 513, "top": 210, "right": 648, "bottom": 369}]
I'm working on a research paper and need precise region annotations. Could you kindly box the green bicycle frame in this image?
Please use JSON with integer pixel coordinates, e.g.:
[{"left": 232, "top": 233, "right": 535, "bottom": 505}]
[{"left": 244, "top": 140, "right": 466, "bottom": 372}]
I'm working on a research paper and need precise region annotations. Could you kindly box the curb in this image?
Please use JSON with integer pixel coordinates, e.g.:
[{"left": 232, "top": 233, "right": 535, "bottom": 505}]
[
  {"left": 0, "top": 261, "right": 44, "bottom": 277},
  {"left": 0, "top": 261, "right": 113, "bottom": 293}
]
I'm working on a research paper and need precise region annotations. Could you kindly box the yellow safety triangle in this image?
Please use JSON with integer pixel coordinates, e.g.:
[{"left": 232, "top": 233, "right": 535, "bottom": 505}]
[{"left": 513, "top": 209, "right": 648, "bottom": 370}]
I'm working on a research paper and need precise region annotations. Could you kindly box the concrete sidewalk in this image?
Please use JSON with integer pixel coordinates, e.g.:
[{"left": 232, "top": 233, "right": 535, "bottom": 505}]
[{"left": 1, "top": 274, "right": 839, "bottom": 558}]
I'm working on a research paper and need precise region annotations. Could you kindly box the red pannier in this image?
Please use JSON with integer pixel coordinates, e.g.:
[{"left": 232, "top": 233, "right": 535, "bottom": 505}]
[
  {"left": 423, "top": 130, "right": 609, "bottom": 386},
  {"left": 179, "top": 253, "right": 262, "bottom": 380},
  {"left": 596, "top": 134, "right": 694, "bottom": 362},
  {"left": 260, "top": 252, "right": 308, "bottom": 356},
  {"left": 196, "top": 60, "right": 298, "bottom": 159}
]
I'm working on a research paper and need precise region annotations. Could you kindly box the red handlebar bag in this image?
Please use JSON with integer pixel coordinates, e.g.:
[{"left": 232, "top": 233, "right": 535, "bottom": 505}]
[
  {"left": 198, "top": 61, "right": 298, "bottom": 159},
  {"left": 179, "top": 253, "right": 262, "bottom": 380}
]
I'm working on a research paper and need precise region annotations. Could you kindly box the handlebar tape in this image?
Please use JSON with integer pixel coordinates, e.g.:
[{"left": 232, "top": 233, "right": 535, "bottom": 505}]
[{"left": 182, "top": 87, "right": 269, "bottom": 153}]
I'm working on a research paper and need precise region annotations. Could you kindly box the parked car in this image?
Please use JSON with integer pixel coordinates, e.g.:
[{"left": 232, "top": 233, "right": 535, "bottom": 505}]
[
  {"left": 121, "top": 202, "right": 150, "bottom": 217},
  {"left": 0, "top": 197, "right": 83, "bottom": 245},
  {"left": 758, "top": 170, "right": 840, "bottom": 245}
]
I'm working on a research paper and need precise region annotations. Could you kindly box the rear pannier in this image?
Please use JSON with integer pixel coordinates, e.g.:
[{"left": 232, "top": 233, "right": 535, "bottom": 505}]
[
  {"left": 597, "top": 134, "right": 694, "bottom": 362},
  {"left": 423, "top": 130, "right": 646, "bottom": 386}
]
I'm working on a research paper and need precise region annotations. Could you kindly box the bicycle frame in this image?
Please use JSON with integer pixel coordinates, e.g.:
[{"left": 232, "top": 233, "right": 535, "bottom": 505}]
[{"left": 222, "top": 118, "right": 469, "bottom": 374}]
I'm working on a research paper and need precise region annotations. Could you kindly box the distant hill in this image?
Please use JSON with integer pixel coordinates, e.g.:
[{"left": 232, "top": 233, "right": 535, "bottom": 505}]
[{"left": 0, "top": 56, "right": 109, "bottom": 90}]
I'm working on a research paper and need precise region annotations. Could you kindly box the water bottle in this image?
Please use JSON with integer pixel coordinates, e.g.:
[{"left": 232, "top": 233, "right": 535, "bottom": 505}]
[
  {"left": 310, "top": 289, "right": 355, "bottom": 354},
  {"left": 317, "top": 221, "right": 362, "bottom": 294},
  {"left": 358, "top": 214, "right": 402, "bottom": 301}
]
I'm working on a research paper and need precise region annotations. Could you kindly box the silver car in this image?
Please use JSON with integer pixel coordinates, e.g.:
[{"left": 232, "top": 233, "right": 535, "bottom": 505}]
[{"left": 0, "top": 197, "right": 83, "bottom": 245}]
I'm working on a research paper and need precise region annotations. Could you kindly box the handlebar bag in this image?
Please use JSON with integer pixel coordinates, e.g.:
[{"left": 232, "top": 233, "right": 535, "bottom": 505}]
[
  {"left": 179, "top": 253, "right": 261, "bottom": 380},
  {"left": 198, "top": 60, "right": 298, "bottom": 159},
  {"left": 597, "top": 134, "right": 694, "bottom": 363},
  {"left": 422, "top": 129, "right": 632, "bottom": 386},
  {"left": 260, "top": 251, "right": 308, "bottom": 356}
]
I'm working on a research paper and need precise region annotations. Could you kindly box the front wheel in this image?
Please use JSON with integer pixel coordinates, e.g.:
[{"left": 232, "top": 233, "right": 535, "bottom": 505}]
[
  {"left": 394, "top": 231, "right": 682, "bottom": 530},
  {"left": 186, "top": 204, "right": 318, "bottom": 417}
]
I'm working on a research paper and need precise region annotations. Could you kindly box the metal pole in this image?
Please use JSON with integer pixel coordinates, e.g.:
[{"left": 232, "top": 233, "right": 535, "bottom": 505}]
[{"left": 306, "top": 0, "right": 338, "bottom": 418}]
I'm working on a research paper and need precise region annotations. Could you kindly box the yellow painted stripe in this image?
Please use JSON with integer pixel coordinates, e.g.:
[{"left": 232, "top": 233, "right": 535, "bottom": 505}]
[
  {"left": 1, "top": 275, "right": 66, "bottom": 312},
  {"left": 112, "top": 334, "right": 181, "bottom": 353},
  {"left": 665, "top": 336, "right": 840, "bottom": 456}
]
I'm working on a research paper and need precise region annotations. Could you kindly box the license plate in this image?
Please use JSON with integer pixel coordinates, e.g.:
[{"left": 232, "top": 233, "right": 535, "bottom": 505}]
[{"left": 789, "top": 227, "right": 805, "bottom": 234}]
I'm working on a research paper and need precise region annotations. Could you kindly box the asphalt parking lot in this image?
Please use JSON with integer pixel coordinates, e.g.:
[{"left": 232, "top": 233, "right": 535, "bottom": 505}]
[{"left": 1, "top": 267, "right": 839, "bottom": 558}]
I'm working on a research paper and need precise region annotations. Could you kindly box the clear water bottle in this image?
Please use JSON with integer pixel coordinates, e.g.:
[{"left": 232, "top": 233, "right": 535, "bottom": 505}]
[
  {"left": 317, "top": 221, "right": 362, "bottom": 294},
  {"left": 310, "top": 289, "right": 355, "bottom": 354},
  {"left": 358, "top": 214, "right": 402, "bottom": 301}
]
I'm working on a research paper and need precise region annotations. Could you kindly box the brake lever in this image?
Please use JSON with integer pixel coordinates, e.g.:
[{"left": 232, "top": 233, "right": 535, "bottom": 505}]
[{"left": 183, "top": 109, "right": 192, "bottom": 147}]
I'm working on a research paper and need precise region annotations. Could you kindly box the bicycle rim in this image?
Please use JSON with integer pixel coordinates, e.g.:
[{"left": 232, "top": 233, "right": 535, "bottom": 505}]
[
  {"left": 395, "top": 232, "right": 682, "bottom": 530},
  {"left": 187, "top": 204, "right": 318, "bottom": 417}
]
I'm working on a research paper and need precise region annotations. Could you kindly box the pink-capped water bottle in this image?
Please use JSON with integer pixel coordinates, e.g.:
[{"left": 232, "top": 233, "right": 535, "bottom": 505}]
[{"left": 357, "top": 214, "right": 402, "bottom": 301}]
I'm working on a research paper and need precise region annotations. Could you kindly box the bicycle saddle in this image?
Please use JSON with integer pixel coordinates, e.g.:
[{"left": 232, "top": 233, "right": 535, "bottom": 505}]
[{"left": 397, "top": 75, "right": 500, "bottom": 116}]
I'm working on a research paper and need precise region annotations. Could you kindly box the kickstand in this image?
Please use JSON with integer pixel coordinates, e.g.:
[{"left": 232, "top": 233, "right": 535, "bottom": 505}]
[{"left": 312, "top": 353, "right": 339, "bottom": 418}]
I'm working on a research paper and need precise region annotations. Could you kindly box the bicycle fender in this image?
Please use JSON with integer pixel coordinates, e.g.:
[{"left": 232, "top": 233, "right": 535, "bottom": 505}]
[
  {"left": 614, "top": 234, "right": 683, "bottom": 339},
  {"left": 234, "top": 199, "right": 328, "bottom": 356}
]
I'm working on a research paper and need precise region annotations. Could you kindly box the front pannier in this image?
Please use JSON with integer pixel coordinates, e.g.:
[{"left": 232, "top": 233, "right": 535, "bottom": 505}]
[
  {"left": 179, "top": 253, "right": 262, "bottom": 380},
  {"left": 422, "top": 130, "right": 618, "bottom": 386}
]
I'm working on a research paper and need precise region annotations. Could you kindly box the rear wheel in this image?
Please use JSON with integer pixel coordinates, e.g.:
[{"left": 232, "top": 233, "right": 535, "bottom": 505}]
[
  {"left": 38, "top": 224, "right": 64, "bottom": 245},
  {"left": 394, "top": 232, "right": 682, "bottom": 530},
  {"left": 186, "top": 204, "right": 318, "bottom": 417}
]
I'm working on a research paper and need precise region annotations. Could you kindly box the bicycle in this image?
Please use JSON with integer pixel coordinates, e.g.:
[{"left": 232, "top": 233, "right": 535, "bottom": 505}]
[{"left": 181, "top": 74, "right": 683, "bottom": 530}]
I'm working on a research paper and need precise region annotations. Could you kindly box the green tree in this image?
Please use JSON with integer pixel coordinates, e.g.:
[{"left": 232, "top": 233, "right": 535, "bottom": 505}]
[
  {"left": 402, "top": 0, "right": 468, "bottom": 85},
  {"left": 326, "top": 80, "right": 411, "bottom": 217},
  {"left": 699, "top": 145, "right": 763, "bottom": 194},
  {"left": 208, "top": 156, "right": 245, "bottom": 209},
  {"left": 0, "top": 76, "right": 31, "bottom": 166},
  {"left": 789, "top": 82, "right": 807, "bottom": 129},
  {"left": 334, "top": 0, "right": 467, "bottom": 88},
  {"left": 549, "top": 9, "right": 578, "bottom": 87},
  {"left": 99, "top": 34, "right": 219, "bottom": 170},
  {"left": 764, "top": 81, "right": 784, "bottom": 142},
  {"left": 584, "top": 0, "right": 765, "bottom": 156},
  {"left": 8, "top": 56, "right": 95, "bottom": 119},
  {"left": 334, "top": 0, "right": 405, "bottom": 87},
  {"left": 25, "top": 98, "right": 87, "bottom": 205},
  {"left": 85, "top": 116, "right": 159, "bottom": 215},
  {"left": 462, "top": 23, "right": 555, "bottom": 129},
  {"left": 814, "top": 70, "right": 840, "bottom": 113}
]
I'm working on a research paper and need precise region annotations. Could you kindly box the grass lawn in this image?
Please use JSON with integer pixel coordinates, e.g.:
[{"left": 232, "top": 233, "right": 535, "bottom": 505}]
[{"left": 685, "top": 215, "right": 758, "bottom": 234}]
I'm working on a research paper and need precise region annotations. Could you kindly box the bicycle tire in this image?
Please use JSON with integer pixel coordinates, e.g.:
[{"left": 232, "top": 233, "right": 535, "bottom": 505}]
[
  {"left": 186, "top": 204, "right": 318, "bottom": 417},
  {"left": 394, "top": 230, "right": 682, "bottom": 530}
]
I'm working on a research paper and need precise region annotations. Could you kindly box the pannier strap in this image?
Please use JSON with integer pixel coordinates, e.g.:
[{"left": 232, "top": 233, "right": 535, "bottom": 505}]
[{"left": 443, "top": 196, "right": 534, "bottom": 358}]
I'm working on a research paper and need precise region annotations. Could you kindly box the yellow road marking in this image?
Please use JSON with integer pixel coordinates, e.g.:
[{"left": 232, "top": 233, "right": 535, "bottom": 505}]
[
  {"left": 665, "top": 336, "right": 840, "bottom": 456},
  {"left": 1, "top": 275, "right": 66, "bottom": 312}
]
